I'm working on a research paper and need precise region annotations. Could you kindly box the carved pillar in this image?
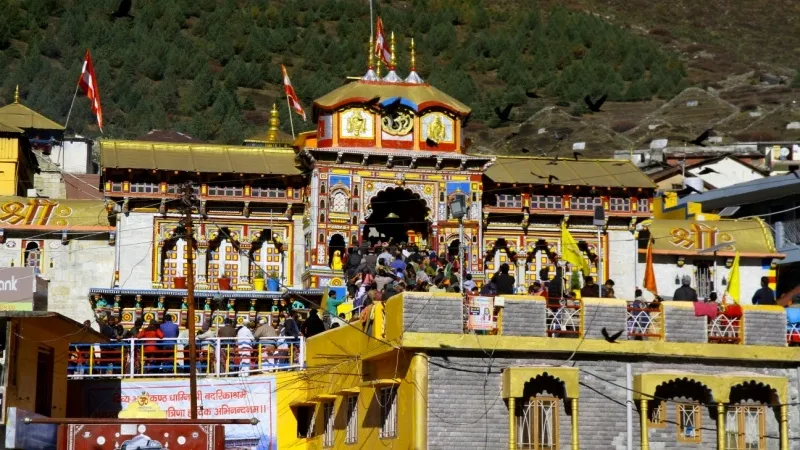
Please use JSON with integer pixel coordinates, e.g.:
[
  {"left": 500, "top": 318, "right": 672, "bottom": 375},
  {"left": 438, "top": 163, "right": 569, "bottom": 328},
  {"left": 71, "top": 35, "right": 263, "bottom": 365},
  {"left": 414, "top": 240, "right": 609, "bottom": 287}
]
[
  {"left": 640, "top": 399, "right": 649, "bottom": 450},
  {"left": 781, "top": 404, "right": 789, "bottom": 450},
  {"left": 571, "top": 398, "right": 579, "bottom": 450},
  {"left": 507, "top": 397, "right": 516, "bottom": 450},
  {"left": 717, "top": 403, "right": 724, "bottom": 450}
]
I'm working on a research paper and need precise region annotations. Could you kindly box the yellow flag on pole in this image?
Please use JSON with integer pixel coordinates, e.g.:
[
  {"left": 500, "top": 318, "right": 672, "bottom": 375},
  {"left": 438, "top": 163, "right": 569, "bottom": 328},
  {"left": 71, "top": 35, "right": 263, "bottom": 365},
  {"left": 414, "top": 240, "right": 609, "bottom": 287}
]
[
  {"left": 561, "top": 222, "right": 590, "bottom": 275},
  {"left": 726, "top": 251, "right": 741, "bottom": 304}
]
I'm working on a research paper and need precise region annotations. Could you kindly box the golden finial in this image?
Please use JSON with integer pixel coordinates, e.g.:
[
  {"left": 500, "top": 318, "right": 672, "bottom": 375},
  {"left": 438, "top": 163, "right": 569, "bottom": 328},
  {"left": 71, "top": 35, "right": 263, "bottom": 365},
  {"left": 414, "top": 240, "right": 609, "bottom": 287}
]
[
  {"left": 390, "top": 31, "right": 396, "bottom": 70},
  {"left": 267, "top": 103, "right": 280, "bottom": 143},
  {"left": 410, "top": 38, "right": 416, "bottom": 72},
  {"left": 13, "top": 85, "right": 19, "bottom": 104},
  {"left": 368, "top": 36, "right": 374, "bottom": 69},
  {"left": 376, "top": 58, "right": 382, "bottom": 78}
]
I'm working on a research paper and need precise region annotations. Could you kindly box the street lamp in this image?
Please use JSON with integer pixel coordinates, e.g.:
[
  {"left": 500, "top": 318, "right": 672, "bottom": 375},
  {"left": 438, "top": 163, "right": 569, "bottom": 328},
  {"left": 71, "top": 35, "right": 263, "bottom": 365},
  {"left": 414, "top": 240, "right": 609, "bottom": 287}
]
[{"left": 450, "top": 194, "right": 468, "bottom": 295}]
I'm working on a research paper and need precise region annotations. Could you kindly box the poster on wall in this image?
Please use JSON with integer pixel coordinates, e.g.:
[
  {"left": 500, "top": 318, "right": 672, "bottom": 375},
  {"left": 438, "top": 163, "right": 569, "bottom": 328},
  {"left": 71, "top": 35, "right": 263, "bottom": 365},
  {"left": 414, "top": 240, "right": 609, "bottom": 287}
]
[
  {"left": 466, "top": 296, "right": 495, "bottom": 331},
  {"left": 116, "top": 377, "right": 277, "bottom": 450}
]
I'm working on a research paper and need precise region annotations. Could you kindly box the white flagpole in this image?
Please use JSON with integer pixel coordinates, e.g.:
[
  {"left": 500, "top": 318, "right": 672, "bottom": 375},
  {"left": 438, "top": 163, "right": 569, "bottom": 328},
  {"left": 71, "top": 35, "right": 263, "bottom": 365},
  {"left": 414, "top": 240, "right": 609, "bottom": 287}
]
[
  {"left": 63, "top": 82, "right": 81, "bottom": 132},
  {"left": 370, "top": 0, "right": 374, "bottom": 39},
  {"left": 285, "top": 96, "right": 296, "bottom": 139}
]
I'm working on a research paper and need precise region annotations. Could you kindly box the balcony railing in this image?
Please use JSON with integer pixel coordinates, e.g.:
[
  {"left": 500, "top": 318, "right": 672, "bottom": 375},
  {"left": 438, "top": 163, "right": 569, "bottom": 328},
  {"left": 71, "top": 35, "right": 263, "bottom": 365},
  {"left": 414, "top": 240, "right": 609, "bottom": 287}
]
[
  {"left": 626, "top": 301, "right": 663, "bottom": 340},
  {"left": 68, "top": 337, "right": 305, "bottom": 379},
  {"left": 707, "top": 314, "right": 742, "bottom": 344},
  {"left": 787, "top": 308, "right": 800, "bottom": 345},
  {"left": 545, "top": 300, "right": 582, "bottom": 337}
]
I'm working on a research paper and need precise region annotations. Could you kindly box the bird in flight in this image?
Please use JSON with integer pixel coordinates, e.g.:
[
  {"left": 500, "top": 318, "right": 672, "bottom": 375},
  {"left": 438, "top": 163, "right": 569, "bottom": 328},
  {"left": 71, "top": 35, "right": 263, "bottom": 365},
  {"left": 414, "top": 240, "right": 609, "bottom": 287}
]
[
  {"left": 547, "top": 154, "right": 560, "bottom": 165},
  {"left": 111, "top": 0, "right": 134, "bottom": 19},
  {"left": 548, "top": 174, "right": 559, "bottom": 184},
  {"left": 584, "top": 94, "right": 608, "bottom": 112},
  {"left": 494, "top": 103, "right": 519, "bottom": 122},
  {"left": 690, "top": 128, "right": 713, "bottom": 147},
  {"left": 601, "top": 327, "right": 624, "bottom": 343}
]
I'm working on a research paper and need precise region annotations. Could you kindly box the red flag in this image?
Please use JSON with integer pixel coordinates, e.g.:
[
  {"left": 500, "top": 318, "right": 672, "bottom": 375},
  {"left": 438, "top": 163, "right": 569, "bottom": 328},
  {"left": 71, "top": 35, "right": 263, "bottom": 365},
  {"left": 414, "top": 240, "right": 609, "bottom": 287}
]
[
  {"left": 281, "top": 65, "right": 306, "bottom": 121},
  {"left": 374, "top": 17, "right": 391, "bottom": 67},
  {"left": 643, "top": 238, "right": 658, "bottom": 295},
  {"left": 78, "top": 49, "right": 103, "bottom": 132}
]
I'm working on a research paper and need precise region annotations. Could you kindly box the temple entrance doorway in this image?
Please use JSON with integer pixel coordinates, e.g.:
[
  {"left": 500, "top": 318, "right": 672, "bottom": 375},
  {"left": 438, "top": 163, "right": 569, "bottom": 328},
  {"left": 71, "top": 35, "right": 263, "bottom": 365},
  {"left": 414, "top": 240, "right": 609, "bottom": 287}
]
[{"left": 364, "top": 187, "right": 430, "bottom": 246}]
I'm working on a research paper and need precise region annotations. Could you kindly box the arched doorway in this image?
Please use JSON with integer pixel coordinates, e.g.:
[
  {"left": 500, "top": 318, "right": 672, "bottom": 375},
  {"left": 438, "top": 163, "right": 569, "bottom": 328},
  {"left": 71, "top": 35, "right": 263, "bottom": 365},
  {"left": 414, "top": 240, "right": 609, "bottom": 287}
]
[
  {"left": 328, "top": 233, "right": 346, "bottom": 268},
  {"left": 364, "top": 187, "right": 430, "bottom": 246}
]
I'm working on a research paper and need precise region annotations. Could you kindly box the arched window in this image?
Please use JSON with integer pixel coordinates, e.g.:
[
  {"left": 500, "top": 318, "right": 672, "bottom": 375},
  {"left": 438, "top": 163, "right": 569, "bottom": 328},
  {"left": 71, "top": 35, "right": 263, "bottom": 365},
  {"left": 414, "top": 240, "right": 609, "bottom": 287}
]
[
  {"left": 331, "top": 190, "right": 348, "bottom": 213},
  {"left": 320, "top": 199, "right": 326, "bottom": 210},
  {"left": 353, "top": 185, "right": 359, "bottom": 197},
  {"left": 24, "top": 242, "right": 41, "bottom": 270},
  {"left": 320, "top": 183, "right": 327, "bottom": 195},
  {"left": 352, "top": 200, "right": 359, "bottom": 212}
]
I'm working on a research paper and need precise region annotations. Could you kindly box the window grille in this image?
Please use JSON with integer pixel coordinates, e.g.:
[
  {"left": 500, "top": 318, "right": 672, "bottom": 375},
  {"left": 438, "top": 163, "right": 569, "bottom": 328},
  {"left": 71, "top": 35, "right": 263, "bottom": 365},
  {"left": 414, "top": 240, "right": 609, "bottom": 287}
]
[
  {"left": 609, "top": 197, "right": 631, "bottom": 212},
  {"left": 345, "top": 395, "right": 358, "bottom": 444},
  {"left": 207, "top": 186, "right": 243, "bottom": 197},
  {"left": 379, "top": 387, "right": 398, "bottom": 439},
  {"left": 252, "top": 180, "right": 287, "bottom": 198},
  {"left": 571, "top": 197, "right": 601, "bottom": 211},
  {"left": 725, "top": 405, "right": 765, "bottom": 450},
  {"left": 648, "top": 400, "right": 666, "bottom": 427},
  {"left": 129, "top": 182, "right": 159, "bottom": 194},
  {"left": 677, "top": 403, "right": 702, "bottom": 443},
  {"left": 637, "top": 198, "right": 650, "bottom": 213},
  {"left": 517, "top": 397, "right": 558, "bottom": 450},
  {"left": 323, "top": 402, "right": 335, "bottom": 447},
  {"left": 110, "top": 182, "right": 123, "bottom": 193},
  {"left": 496, "top": 194, "right": 522, "bottom": 208},
  {"left": 530, "top": 195, "right": 563, "bottom": 210},
  {"left": 331, "top": 191, "right": 349, "bottom": 213}
]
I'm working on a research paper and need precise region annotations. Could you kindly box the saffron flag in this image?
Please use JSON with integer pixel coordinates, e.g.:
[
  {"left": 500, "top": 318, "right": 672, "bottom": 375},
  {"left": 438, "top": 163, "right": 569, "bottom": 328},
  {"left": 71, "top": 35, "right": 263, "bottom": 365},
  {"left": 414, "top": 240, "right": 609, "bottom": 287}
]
[
  {"left": 78, "top": 49, "right": 103, "bottom": 132},
  {"left": 281, "top": 65, "right": 306, "bottom": 121},
  {"left": 374, "top": 17, "right": 391, "bottom": 67},
  {"left": 643, "top": 238, "right": 658, "bottom": 295},
  {"left": 560, "top": 222, "right": 590, "bottom": 275},
  {"left": 726, "top": 251, "right": 741, "bottom": 304}
]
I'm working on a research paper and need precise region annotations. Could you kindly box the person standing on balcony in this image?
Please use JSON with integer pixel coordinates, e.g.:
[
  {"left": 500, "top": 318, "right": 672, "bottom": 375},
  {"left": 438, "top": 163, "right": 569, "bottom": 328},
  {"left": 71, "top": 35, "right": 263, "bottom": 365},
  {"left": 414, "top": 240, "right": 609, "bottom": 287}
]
[
  {"left": 752, "top": 276, "right": 776, "bottom": 305},
  {"left": 302, "top": 309, "right": 325, "bottom": 338},
  {"left": 495, "top": 263, "right": 515, "bottom": 295},
  {"left": 237, "top": 321, "right": 255, "bottom": 377},
  {"left": 580, "top": 276, "right": 600, "bottom": 298},
  {"left": 672, "top": 275, "right": 699, "bottom": 301},
  {"left": 137, "top": 320, "right": 164, "bottom": 373}
]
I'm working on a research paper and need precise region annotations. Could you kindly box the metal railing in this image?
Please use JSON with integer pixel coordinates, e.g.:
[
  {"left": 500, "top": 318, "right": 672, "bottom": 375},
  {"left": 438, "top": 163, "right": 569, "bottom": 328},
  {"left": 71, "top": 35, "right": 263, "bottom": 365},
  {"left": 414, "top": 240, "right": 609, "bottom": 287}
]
[
  {"left": 707, "top": 315, "right": 742, "bottom": 344},
  {"left": 545, "top": 300, "right": 582, "bottom": 337},
  {"left": 626, "top": 301, "right": 663, "bottom": 340},
  {"left": 68, "top": 337, "right": 305, "bottom": 379},
  {"left": 787, "top": 308, "right": 800, "bottom": 345}
]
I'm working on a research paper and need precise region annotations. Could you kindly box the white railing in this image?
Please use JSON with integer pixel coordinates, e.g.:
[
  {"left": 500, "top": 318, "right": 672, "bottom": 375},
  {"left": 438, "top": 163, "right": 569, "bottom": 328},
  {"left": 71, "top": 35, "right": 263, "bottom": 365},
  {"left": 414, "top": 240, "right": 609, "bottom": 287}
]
[
  {"left": 545, "top": 300, "right": 582, "bottom": 337},
  {"left": 68, "top": 336, "right": 305, "bottom": 379},
  {"left": 787, "top": 322, "right": 800, "bottom": 345},
  {"left": 707, "top": 314, "right": 742, "bottom": 344},
  {"left": 626, "top": 301, "right": 663, "bottom": 340}
]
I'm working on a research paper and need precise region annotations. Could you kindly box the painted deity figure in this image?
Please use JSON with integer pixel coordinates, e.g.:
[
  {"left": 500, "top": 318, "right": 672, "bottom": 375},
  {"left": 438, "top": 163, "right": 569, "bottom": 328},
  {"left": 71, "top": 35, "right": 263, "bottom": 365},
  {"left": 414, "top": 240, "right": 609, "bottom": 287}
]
[
  {"left": 331, "top": 250, "right": 343, "bottom": 270},
  {"left": 347, "top": 110, "right": 368, "bottom": 136},
  {"left": 428, "top": 115, "right": 446, "bottom": 143}
]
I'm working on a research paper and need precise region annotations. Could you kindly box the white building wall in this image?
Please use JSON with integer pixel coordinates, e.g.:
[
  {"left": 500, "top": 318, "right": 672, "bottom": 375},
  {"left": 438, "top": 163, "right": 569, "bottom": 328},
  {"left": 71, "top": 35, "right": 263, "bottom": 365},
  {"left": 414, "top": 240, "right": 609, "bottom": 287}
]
[
  {"left": 0, "top": 236, "right": 114, "bottom": 324},
  {"left": 49, "top": 138, "right": 93, "bottom": 174},
  {"left": 688, "top": 157, "right": 764, "bottom": 189},
  {"left": 292, "top": 215, "right": 304, "bottom": 288},
  {"left": 117, "top": 212, "right": 155, "bottom": 289},
  {"left": 607, "top": 230, "right": 637, "bottom": 299}
]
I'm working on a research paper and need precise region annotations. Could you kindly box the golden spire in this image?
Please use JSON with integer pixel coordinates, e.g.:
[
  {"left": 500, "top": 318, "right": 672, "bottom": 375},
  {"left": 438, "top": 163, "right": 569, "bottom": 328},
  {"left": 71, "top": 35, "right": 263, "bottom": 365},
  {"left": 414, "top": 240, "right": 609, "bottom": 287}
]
[
  {"left": 410, "top": 38, "right": 416, "bottom": 72},
  {"left": 390, "top": 31, "right": 396, "bottom": 70},
  {"left": 13, "top": 85, "right": 19, "bottom": 104},
  {"left": 376, "top": 58, "right": 381, "bottom": 78},
  {"left": 368, "top": 36, "right": 374, "bottom": 69},
  {"left": 267, "top": 103, "right": 280, "bottom": 143}
]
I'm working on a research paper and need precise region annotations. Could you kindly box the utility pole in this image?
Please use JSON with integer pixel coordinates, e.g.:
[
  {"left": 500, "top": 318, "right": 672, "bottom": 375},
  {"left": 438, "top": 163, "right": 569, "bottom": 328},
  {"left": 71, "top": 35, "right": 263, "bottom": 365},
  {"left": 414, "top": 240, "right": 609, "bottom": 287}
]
[{"left": 180, "top": 182, "right": 199, "bottom": 420}]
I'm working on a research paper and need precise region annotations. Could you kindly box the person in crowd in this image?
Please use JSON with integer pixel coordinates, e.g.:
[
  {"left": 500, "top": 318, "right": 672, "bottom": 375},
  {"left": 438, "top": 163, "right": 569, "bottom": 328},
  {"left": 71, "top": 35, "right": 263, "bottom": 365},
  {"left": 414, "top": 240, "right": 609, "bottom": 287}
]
[
  {"left": 137, "top": 320, "right": 164, "bottom": 372},
  {"left": 196, "top": 319, "right": 217, "bottom": 354},
  {"left": 98, "top": 316, "right": 117, "bottom": 340},
  {"left": 378, "top": 246, "right": 393, "bottom": 267},
  {"left": 160, "top": 314, "right": 179, "bottom": 341},
  {"left": 495, "top": 263, "right": 515, "bottom": 295},
  {"left": 391, "top": 252, "right": 407, "bottom": 273},
  {"left": 236, "top": 321, "right": 255, "bottom": 376},
  {"left": 281, "top": 311, "right": 301, "bottom": 338},
  {"left": 422, "top": 256, "right": 437, "bottom": 278},
  {"left": 123, "top": 317, "right": 144, "bottom": 339},
  {"left": 672, "top": 275, "right": 699, "bottom": 301},
  {"left": 580, "top": 276, "right": 600, "bottom": 298},
  {"left": 463, "top": 273, "right": 476, "bottom": 293},
  {"left": 363, "top": 247, "right": 378, "bottom": 272},
  {"left": 604, "top": 279, "right": 616, "bottom": 298},
  {"left": 301, "top": 309, "right": 325, "bottom": 338},
  {"left": 324, "top": 290, "right": 345, "bottom": 329},
  {"left": 548, "top": 266, "right": 566, "bottom": 301},
  {"left": 480, "top": 274, "right": 498, "bottom": 295},
  {"left": 83, "top": 320, "right": 91, "bottom": 329},
  {"left": 218, "top": 318, "right": 237, "bottom": 339},
  {"left": 253, "top": 317, "right": 277, "bottom": 368},
  {"left": 176, "top": 318, "right": 190, "bottom": 372},
  {"left": 706, "top": 291, "right": 719, "bottom": 304},
  {"left": 529, "top": 280, "right": 548, "bottom": 298},
  {"left": 375, "top": 268, "right": 394, "bottom": 292},
  {"left": 752, "top": 276, "right": 776, "bottom": 305}
]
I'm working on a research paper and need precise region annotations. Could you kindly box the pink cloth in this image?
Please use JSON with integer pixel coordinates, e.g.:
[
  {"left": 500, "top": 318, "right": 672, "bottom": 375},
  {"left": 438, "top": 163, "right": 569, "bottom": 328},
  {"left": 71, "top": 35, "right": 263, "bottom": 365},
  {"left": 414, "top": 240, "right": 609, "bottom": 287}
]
[{"left": 693, "top": 301, "right": 719, "bottom": 319}]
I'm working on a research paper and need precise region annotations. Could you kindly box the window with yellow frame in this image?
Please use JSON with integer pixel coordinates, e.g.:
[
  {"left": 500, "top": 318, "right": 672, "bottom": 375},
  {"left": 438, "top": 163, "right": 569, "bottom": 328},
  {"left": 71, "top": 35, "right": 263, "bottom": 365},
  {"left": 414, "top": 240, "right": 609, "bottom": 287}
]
[
  {"left": 725, "top": 405, "right": 766, "bottom": 450},
  {"left": 647, "top": 400, "right": 666, "bottom": 428},
  {"left": 517, "top": 397, "right": 559, "bottom": 450},
  {"left": 676, "top": 403, "right": 702, "bottom": 443}
]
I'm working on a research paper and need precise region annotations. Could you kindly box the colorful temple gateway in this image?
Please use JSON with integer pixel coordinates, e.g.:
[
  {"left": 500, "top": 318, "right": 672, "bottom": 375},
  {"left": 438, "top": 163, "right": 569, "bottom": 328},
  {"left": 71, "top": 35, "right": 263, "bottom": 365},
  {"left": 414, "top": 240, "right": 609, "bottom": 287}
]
[{"left": 0, "top": 36, "right": 797, "bottom": 450}]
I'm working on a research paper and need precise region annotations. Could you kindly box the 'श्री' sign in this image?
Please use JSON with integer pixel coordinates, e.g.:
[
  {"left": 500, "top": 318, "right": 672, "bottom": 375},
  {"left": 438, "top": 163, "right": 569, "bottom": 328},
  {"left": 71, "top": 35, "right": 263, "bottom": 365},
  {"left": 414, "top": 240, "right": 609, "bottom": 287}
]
[{"left": 0, "top": 267, "right": 39, "bottom": 311}]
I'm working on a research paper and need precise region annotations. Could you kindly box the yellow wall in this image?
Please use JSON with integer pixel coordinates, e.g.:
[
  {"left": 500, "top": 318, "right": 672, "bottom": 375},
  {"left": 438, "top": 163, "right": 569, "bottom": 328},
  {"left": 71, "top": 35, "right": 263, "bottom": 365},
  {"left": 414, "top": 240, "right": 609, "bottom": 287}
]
[{"left": 0, "top": 137, "right": 19, "bottom": 196}]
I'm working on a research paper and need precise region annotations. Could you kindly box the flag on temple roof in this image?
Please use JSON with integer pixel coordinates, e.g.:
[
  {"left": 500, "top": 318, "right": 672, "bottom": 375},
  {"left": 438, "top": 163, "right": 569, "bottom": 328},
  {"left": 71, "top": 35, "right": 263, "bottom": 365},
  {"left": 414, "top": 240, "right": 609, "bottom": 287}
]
[
  {"left": 560, "top": 222, "right": 590, "bottom": 276},
  {"left": 78, "top": 49, "right": 103, "bottom": 132},
  {"left": 374, "top": 17, "right": 391, "bottom": 67},
  {"left": 281, "top": 65, "right": 306, "bottom": 121},
  {"left": 726, "top": 251, "right": 741, "bottom": 304},
  {"left": 643, "top": 238, "right": 657, "bottom": 295}
]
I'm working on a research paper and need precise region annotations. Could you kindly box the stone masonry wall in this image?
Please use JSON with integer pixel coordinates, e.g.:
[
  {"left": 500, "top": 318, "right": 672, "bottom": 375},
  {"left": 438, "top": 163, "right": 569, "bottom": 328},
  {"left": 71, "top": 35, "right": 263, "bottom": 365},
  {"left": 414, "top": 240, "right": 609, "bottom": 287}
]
[
  {"left": 426, "top": 354, "right": 799, "bottom": 450},
  {"left": 502, "top": 299, "right": 547, "bottom": 337},
  {"left": 117, "top": 212, "right": 154, "bottom": 289},
  {"left": 402, "top": 293, "right": 462, "bottom": 333},
  {"left": 744, "top": 309, "right": 788, "bottom": 346},
  {"left": 663, "top": 303, "right": 708, "bottom": 343}
]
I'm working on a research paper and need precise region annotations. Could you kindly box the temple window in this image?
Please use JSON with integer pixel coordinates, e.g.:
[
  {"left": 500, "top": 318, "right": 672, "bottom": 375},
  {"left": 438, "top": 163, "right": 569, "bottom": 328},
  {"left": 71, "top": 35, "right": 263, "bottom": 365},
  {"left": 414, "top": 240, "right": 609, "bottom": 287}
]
[
  {"left": 352, "top": 200, "right": 359, "bottom": 212},
  {"left": 676, "top": 403, "right": 702, "bottom": 443},
  {"left": 517, "top": 397, "right": 558, "bottom": 449},
  {"left": 252, "top": 180, "right": 287, "bottom": 198},
  {"left": 637, "top": 198, "right": 650, "bottom": 213},
  {"left": 23, "top": 241, "right": 42, "bottom": 271},
  {"left": 531, "top": 195, "right": 563, "bottom": 210},
  {"left": 571, "top": 197, "right": 602, "bottom": 211},
  {"left": 496, "top": 194, "right": 522, "bottom": 208},
  {"left": 331, "top": 190, "right": 348, "bottom": 213},
  {"left": 208, "top": 185, "right": 244, "bottom": 197},
  {"left": 130, "top": 182, "right": 159, "bottom": 194},
  {"left": 110, "top": 182, "right": 123, "bottom": 193},
  {"left": 320, "top": 199, "right": 326, "bottom": 210},
  {"left": 167, "top": 184, "right": 199, "bottom": 195},
  {"left": 609, "top": 197, "right": 631, "bottom": 212},
  {"left": 725, "top": 405, "right": 765, "bottom": 449},
  {"left": 320, "top": 182, "right": 327, "bottom": 195},
  {"left": 353, "top": 185, "right": 359, "bottom": 197}
]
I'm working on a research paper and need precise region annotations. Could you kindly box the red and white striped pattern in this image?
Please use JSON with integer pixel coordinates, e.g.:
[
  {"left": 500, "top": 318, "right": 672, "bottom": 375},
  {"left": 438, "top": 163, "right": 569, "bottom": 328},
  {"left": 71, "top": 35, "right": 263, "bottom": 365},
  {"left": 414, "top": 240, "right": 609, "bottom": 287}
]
[
  {"left": 281, "top": 65, "right": 306, "bottom": 121},
  {"left": 78, "top": 49, "right": 103, "bottom": 132},
  {"left": 374, "top": 17, "right": 391, "bottom": 67}
]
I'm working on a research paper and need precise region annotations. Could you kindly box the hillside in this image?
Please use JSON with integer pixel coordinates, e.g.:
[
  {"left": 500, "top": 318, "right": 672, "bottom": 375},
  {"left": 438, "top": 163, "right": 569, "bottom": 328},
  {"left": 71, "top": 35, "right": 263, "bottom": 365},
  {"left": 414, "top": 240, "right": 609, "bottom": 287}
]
[{"left": 0, "top": 0, "right": 798, "bottom": 150}]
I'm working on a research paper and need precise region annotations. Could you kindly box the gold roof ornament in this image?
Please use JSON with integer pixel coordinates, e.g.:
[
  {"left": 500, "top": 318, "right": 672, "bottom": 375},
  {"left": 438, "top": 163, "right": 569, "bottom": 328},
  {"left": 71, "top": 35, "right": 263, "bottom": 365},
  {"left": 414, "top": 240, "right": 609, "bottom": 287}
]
[
  {"left": 390, "top": 32, "right": 396, "bottom": 70},
  {"left": 362, "top": 36, "right": 379, "bottom": 82},
  {"left": 266, "top": 104, "right": 280, "bottom": 143},
  {"left": 382, "top": 31, "right": 402, "bottom": 83},
  {"left": 13, "top": 85, "right": 19, "bottom": 104},
  {"left": 405, "top": 38, "right": 424, "bottom": 84},
  {"left": 0, "top": 85, "right": 65, "bottom": 130}
]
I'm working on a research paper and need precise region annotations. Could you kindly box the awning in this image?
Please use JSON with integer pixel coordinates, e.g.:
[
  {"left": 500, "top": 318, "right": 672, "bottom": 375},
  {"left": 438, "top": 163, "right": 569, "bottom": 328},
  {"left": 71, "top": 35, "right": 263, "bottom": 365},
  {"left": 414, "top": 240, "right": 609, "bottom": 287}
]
[
  {"left": 359, "top": 378, "right": 401, "bottom": 387},
  {"left": 337, "top": 387, "right": 360, "bottom": 395},
  {"left": 640, "top": 218, "right": 781, "bottom": 258},
  {"left": 100, "top": 140, "right": 303, "bottom": 175},
  {"left": 485, "top": 157, "right": 656, "bottom": 188},
  {"left": 311, "top": 394, "right": 338, "bottom": 402}
]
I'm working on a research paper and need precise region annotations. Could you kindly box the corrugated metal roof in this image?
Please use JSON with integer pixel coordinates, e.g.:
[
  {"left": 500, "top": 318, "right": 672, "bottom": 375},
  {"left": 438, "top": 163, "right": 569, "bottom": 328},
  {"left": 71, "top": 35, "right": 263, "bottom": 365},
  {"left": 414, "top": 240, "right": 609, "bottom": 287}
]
[
  {"left": 0, "top": 120, "right": 23, "bottom": 133},
  {"left": 313, "top": 80, "right": 471, "bottom": 116},
  {"left": 679, "top": 173, "right": 800, "bottom": 209},
  {"left": 0, "top": 102, "right": 64, "bottom": 130},
  {"left": 100, "top": 140, "right": 303, "bottom": 175},
  {"left": 485, "top": 157, "right": 656, "bottom": 188}
]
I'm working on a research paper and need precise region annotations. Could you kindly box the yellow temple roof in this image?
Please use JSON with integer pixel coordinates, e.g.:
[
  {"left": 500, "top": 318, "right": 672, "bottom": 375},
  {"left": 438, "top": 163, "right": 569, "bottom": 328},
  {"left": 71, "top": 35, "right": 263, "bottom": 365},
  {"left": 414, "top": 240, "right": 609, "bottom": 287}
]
[
  {"left": 0, "top": 120, "right": 23, "bottom": 133},
  {"left": 100, "top": 140, "right": 303, "bottom": 175},
  {"left": 0, "top": 87, "right": 64, "bottom": 131},
  {"left": 313, "top": 80, "right": 471, "bottom": 116},
  {"left": 485, "top": 156, "right": 656, "bottom": 188}
]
